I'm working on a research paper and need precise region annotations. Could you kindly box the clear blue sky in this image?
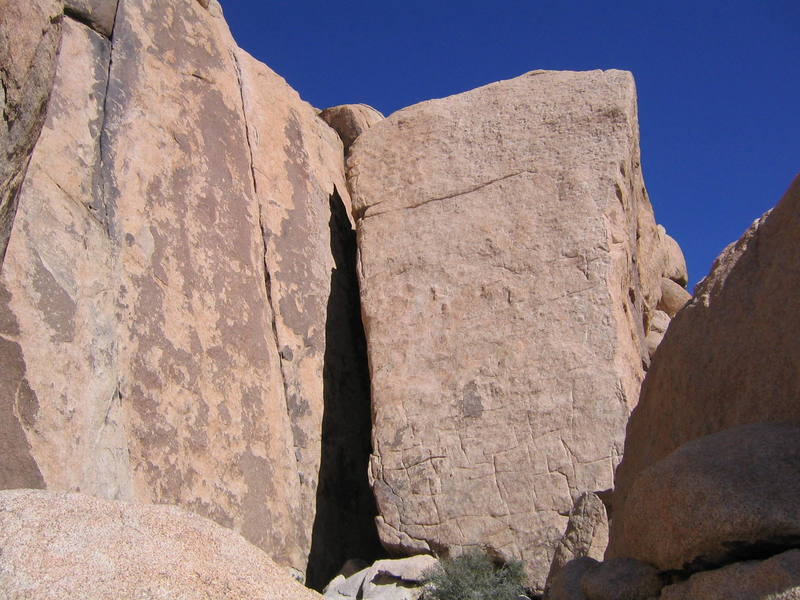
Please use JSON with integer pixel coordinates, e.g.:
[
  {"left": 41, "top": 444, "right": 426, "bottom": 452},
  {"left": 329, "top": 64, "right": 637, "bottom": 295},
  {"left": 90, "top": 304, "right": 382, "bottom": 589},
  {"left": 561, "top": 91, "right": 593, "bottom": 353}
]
[{"left": 222, "top": 1, "right": 798, "bottom": 288}]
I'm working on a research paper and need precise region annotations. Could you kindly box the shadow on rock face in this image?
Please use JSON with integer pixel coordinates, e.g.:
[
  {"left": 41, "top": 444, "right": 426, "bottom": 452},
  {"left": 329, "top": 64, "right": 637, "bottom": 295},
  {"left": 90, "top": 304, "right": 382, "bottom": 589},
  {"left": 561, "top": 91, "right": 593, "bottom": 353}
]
[{"left": 305, "top": 187, "right": 386, "bottom": 590}]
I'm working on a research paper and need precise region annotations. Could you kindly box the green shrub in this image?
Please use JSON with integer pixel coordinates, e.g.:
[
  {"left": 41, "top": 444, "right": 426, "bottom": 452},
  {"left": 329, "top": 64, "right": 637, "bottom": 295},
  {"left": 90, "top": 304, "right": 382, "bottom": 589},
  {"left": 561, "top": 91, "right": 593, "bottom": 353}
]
[{"left": 422, "top": 549, "right": 528, "bottom": 600}]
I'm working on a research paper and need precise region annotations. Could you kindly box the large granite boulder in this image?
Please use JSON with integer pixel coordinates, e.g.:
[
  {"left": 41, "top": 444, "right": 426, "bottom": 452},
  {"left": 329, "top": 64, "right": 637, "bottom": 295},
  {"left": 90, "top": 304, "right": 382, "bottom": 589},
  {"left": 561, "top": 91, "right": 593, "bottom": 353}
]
[
  {"left": 0, "top": 0, "right": 377, "bottom": 584},
  {"left": 348, "top": 69, "right": 673, "bottom": 591},
  {"left": 609, "top": 174, "right": 800, "bottom": 549},
  {"left": 657, "top": 225, "right": 688, "bottom": 286},
  {"left": 544, "top": 492, "right": 608, "bottom": 594},
  {"left": 660, "top": 550, "right": 800, "bottom": 600},
  {"left": 0, "top": 488, "right": 322, "bottom": 600},
  {"left": 325, "top": 555, "right": 437, "bottom": 600},
  {"left": 0, "top": 0, "right": 63, "bottom": 268},
  {"left": 610, "top": 423, "right": 800, "bottom": 572}
]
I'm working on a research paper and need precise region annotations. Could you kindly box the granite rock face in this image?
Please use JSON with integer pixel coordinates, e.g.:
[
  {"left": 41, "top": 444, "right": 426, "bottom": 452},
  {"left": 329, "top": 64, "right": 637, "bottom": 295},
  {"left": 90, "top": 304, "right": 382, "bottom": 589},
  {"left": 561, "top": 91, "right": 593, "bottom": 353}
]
[
  {"left": 0, "top": 0, "right": 376, "bottom": 583},
  {"left": 0, "top": 488, "right": 323, "bottom": 600},
  {"left": 610, "top": 423, "right": 800, "bottom": 572},
  {"left": 545, "top": 492, "right": 609, "bottom": 594},
  {"left": 610, "top": 174, "right": 800, "bottom": 543},
  {"left": 348, "top": 69, "right": 672, "bottom": 591},
  {"left": 0, "top": 0, "right": 63, "bottom": 268}
]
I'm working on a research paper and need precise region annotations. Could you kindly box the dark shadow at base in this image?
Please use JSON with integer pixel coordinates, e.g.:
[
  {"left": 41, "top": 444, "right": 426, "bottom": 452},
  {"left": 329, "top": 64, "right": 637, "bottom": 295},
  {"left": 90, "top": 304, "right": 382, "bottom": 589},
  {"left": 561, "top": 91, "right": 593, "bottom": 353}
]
[{"left": 305, "top": 187, "right": 387, "bottom": 590}]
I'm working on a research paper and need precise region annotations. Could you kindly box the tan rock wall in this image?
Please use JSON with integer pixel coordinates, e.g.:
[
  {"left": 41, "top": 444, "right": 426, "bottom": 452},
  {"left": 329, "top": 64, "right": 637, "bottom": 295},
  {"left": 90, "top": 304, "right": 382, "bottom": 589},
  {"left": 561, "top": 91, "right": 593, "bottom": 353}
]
[
  {"left": 0, "top": 0, "right": 377, "bottom": 581},
  {"left": 348, "top": 69, "right": 668, "bottom": 591},
  {"left": 0, "top": 0, "right": 63, "bottom": 267}
]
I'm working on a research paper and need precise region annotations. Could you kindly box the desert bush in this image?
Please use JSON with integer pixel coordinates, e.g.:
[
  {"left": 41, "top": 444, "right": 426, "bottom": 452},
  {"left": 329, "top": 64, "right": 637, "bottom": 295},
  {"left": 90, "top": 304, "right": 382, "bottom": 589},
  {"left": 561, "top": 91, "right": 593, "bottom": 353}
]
[{"left": 422, "top": 548, "right": 527, "bottom": 600}]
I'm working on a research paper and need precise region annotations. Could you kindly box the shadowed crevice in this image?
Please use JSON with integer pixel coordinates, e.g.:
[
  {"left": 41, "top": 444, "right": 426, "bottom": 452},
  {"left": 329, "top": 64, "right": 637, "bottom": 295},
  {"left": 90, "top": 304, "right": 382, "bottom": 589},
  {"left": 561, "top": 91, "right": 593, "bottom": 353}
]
[{"left": 305, "top": 186, "right": 386, "bottom": 590}]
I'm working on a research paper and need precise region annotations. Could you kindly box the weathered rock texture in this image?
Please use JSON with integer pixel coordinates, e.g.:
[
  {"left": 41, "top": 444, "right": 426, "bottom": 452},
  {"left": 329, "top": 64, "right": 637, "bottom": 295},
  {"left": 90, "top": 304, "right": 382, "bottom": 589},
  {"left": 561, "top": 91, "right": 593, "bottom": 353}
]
[
  {"left": 0, "top": 0, "right": 63, "bottom": 268},
  {"left": 319, "top": 104, "right": 385, "bottom": 152},
  {"left": 348, "top": 69, "right": 677, "bottom": 591},
  {"left": 0, "top": 0, "right": 378, "bottom": 585},
  {"left": 545, "top": 492, "right": 609, "bottom": 594},
  {"left": 64, "top": 0, "right": 118, "bottom": 37},
  {"left": 610, "top": 423, "right": 800, "bottom": 573},
  {"left": 610, "top": 174, "right": 800, "bottom": 550},
  {"left": 0, "top": 488, "right": 323, "bottom": 600}
]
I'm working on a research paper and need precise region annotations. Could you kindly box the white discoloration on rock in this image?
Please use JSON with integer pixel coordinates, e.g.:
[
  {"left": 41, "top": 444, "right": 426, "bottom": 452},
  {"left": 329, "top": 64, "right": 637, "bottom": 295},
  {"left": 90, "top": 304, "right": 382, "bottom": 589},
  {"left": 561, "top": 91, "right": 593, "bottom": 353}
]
[{"left": 349, "top": 69, "right": 667, "bottom": 592}]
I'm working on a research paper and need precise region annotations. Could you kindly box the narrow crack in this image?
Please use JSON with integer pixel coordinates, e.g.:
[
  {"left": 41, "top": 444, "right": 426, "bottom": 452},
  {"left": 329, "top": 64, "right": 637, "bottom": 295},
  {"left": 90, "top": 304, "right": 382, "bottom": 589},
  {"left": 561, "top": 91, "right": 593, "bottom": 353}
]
[
  {"left": 231, "top": 49, "right": 299, "bottom": 486},
  {"left": 95, "top": 1, "right": 121, "bottom": 240},
  {"left": 360, "top": 169, "right": 535, "bottom": 220}
]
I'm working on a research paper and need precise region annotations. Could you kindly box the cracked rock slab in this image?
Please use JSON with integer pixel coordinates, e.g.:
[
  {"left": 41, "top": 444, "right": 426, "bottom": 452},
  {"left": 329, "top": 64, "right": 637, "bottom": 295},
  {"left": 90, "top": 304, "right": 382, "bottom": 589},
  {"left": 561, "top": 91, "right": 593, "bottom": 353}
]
[
  {"left": 348, "top": 69, "right": 668, "bottom": 592},
  {"left": 1, "top": 0, "right": 373, "bottom": 581}
]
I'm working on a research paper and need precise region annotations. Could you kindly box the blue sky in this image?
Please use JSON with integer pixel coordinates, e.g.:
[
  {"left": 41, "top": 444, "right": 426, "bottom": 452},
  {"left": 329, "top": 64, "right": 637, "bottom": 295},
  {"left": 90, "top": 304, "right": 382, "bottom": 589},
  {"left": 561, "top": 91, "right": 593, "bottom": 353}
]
[{"left": 222, "top": 1, "right": 798, "bottom": 287}]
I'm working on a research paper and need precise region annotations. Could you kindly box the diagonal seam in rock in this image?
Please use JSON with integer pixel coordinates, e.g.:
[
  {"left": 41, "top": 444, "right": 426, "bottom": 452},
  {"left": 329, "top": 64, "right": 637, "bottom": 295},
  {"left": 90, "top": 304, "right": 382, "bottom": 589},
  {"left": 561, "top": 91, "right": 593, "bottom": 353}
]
[{"left": 360, "top": 169, "right": 536, "bottom": 220}]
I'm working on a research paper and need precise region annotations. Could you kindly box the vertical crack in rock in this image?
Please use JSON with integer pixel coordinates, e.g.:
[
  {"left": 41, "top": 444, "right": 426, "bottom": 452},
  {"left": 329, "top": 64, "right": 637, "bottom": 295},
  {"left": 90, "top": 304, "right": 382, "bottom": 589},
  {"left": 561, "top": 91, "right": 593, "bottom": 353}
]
[
  {"left": 305, "top": 186, "right": 386, "bottom": 589},
  {"left": 94, "top": 2, "right": 120, "bottom": 238},
  {"left": 231, "top": 50, "right": 301, "bottom": 495}
]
